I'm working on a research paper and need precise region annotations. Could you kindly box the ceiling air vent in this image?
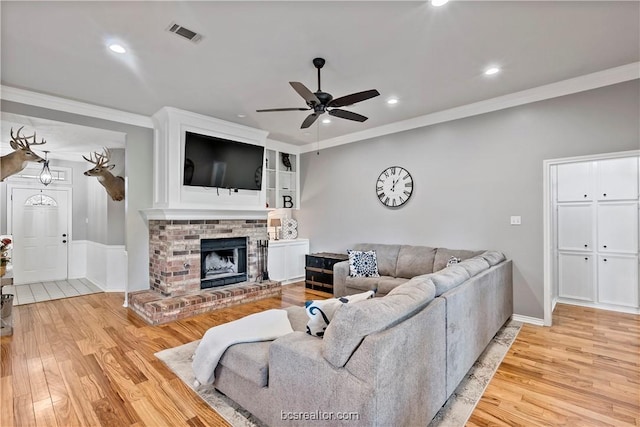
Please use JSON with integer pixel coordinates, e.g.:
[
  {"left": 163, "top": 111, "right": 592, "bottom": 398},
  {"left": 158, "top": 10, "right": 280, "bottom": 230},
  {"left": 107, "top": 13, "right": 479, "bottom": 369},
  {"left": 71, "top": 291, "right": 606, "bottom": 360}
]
[{"left": 167, "top": 22, "right": 202, "bottom": 43}]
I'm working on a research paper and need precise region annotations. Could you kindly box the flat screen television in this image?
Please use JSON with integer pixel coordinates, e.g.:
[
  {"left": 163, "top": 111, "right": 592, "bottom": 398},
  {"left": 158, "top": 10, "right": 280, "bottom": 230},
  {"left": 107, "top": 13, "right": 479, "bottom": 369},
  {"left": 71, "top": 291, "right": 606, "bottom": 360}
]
[{"left": 183, "top": 131, "right": 264, "bottom": 191}]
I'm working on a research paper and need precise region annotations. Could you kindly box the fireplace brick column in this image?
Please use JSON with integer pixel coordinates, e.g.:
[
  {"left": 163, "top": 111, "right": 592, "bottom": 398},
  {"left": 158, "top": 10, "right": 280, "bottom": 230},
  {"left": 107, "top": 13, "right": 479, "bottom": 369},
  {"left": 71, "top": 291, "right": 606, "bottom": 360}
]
[{"left": 149, "top": 219, "right": 268, "bottom": 297}]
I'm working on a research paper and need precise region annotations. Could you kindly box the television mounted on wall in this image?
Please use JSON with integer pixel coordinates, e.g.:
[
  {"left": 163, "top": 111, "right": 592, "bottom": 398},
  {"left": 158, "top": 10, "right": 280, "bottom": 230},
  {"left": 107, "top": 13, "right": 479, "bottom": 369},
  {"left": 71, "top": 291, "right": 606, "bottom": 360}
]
[{"left": 183, "top": 131, "right": 264, "bottom": 191}]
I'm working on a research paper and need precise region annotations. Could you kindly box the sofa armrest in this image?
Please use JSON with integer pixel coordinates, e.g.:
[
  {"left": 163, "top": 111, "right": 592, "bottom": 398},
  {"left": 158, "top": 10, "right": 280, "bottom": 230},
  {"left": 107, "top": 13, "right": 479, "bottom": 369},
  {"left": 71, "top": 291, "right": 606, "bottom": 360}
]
[
  {"left": 333, "top": 260, "right": 350, "bottom": 297},
  {"left": 268, "top": 331, "right": 375, "bottom": 420}
]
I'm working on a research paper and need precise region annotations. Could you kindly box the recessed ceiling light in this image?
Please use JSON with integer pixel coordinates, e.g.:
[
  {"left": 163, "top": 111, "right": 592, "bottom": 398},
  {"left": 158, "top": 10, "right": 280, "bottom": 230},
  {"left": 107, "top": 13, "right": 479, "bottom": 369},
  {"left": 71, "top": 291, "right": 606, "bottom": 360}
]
[
  {"left": 431, "top": 0, "right": 449, "bottom": 7},
  {"left": 322, "top": 118, "right": 331, "bottom": 124},
  {"left": 237, "top": 114, "right": 246, "bottom": 118},
  {"left": 108, "top": 44, "right": 126, "bottom": 54},
  {"left": 484, "top": 67, "right": 501, "bottom": 76},
  {"left": 387, "top": 98, "right": 399, "bottom": 105}
]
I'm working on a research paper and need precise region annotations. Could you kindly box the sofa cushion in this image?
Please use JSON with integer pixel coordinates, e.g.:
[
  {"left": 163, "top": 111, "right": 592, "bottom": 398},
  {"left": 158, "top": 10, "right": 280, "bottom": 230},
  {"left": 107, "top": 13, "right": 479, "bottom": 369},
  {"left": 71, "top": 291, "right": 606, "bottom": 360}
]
[
  {"left": 377, "top": 277, "right": 410, "bottom": 295},
  {"left": 348, "top": 250, "right": 380, "bottom": 277},
  {"left": 305, "top": 290, "right": 375, "bottom": 337},
  {"left": 353, "top": 244, "right": 401, "bottom": 277},
  {"left": 395, "top": 245, "right": 437, "bottom": 279},
  {"left": 345, "top": 276, "right": 381, "bottom": 292},
  {"left": 285, "top": 306, "right": 310, "bottom": 332},
  {"left": 322, "top": 278, "right": 436, "bottom": 368},
  {"left": 457, "top": 257, "right": 490, "bottom": 277},
  {"left": 218, "top": 341, "right": 270, "bottom": 387},
  {"left": 430, "top": 265, "right": 471, "bottom": 296},
  {"left": 433, "top": 248, "right": 483, "bottom": 272},
  {"left": 480, "top": 250, "right": 506, "bottom": 266}
]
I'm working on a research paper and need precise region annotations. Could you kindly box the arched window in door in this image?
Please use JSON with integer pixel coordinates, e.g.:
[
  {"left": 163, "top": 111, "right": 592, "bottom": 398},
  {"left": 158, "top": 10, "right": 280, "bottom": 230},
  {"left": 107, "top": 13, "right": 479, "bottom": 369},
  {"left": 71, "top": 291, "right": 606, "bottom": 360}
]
[{"left": 24, "top": 194, "right": 58, "bottom": 207}]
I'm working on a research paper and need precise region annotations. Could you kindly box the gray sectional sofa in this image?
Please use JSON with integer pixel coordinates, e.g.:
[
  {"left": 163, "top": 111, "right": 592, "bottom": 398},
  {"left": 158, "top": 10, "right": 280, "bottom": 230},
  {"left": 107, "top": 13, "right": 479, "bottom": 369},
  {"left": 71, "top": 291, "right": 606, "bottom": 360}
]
[{"left": 210, "top": 244, "right": 513, "bottom": 426}]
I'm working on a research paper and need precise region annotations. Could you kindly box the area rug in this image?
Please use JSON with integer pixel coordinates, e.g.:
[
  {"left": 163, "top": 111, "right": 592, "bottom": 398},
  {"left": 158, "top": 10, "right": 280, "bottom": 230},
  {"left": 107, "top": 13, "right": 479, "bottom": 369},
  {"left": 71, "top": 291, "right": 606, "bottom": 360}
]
[{"left": 155, "top": 319, "right": 522, "bottom": 427}]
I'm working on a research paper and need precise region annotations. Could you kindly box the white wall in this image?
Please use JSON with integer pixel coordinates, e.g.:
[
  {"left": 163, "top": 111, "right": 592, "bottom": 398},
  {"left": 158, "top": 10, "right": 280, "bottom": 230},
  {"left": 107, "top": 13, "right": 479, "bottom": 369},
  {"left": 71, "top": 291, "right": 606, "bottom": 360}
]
[{"left": 295, "top": 80, "right": 640, "bottom": 320}]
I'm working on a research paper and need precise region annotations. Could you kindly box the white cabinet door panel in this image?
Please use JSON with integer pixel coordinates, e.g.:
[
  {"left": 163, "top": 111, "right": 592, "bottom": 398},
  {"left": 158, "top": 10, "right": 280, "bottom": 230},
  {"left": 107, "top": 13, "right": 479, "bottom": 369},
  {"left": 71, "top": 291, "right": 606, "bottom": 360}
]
[
  {"left": 558, "top": 253, "right": 594, "bottom": 301},
  {"left": 558, "top": 205, "right": 593, "bottom": 251},
  {"left": 267, "top": 245, "right": 287, "bottom": 281},
  {"left": 598, "top": 255, "right": 639, "bottom": 307},
  {"left": 268, "top": 239, "right": 309, "bottom": 283},
  {"left": 597, "top": 203, "right": 638, "bottom": 254},
  {"left": 597, "top": 157, "right": 639, "bottom": 201},
  {"left": 284, "top": 242, "right": 308, "bottom": 279},
  {"left": 557, "top": 162, "right": 593, "bottom": 202}
]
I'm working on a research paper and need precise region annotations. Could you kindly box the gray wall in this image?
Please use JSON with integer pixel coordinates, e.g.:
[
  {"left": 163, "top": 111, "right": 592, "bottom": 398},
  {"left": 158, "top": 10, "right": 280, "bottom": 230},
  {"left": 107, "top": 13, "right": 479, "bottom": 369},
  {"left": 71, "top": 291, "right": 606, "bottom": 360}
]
[
  {"left": 1, "top": 100, "right": 153, "bottom": 292},
  {"left": 295, "top": 80, "right": 640, "bottom": 319}
]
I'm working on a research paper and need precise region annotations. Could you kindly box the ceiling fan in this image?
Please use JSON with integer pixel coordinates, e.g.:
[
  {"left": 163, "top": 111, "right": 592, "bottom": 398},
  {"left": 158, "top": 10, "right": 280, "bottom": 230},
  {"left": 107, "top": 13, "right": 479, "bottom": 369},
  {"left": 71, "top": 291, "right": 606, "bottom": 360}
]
[{"left": 256, "top": 57, "right": 380, "bottom": 129}]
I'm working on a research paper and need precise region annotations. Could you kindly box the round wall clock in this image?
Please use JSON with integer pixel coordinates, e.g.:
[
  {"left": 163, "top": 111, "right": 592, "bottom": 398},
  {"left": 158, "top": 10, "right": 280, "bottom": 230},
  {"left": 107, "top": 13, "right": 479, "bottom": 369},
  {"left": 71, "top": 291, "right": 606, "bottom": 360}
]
[{"left": 376, "top": 166, "right": 413, "bottom": 208}]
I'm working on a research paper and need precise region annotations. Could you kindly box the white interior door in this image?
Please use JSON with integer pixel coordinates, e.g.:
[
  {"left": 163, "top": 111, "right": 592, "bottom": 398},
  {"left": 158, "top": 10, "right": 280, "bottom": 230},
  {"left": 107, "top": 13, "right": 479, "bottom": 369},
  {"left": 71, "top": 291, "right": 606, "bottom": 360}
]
[{"left": 11, "top": 188, "right": 69, "bottom": 284}]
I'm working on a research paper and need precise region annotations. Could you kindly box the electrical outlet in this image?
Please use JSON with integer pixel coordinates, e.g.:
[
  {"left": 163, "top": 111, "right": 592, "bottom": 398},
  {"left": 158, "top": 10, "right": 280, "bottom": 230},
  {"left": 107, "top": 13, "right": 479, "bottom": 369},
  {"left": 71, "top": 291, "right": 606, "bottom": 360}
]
[{"left": 510, "top": 216, "right": 522, "bottom": 225}]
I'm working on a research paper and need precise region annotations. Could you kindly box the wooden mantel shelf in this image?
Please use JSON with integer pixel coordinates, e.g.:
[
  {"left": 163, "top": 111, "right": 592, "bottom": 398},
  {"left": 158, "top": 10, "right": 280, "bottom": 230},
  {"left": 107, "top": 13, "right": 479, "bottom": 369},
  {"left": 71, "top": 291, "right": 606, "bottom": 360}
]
[{"left": 140, "top": 208, "right": 269, "bottom": 221}]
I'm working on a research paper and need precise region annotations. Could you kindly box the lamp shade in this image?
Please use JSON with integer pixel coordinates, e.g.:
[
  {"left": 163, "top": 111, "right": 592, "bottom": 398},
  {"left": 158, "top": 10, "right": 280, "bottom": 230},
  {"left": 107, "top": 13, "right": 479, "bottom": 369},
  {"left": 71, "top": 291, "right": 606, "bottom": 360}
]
[{"left": 269, "top": 218, "right": 282, "bottom": 227}]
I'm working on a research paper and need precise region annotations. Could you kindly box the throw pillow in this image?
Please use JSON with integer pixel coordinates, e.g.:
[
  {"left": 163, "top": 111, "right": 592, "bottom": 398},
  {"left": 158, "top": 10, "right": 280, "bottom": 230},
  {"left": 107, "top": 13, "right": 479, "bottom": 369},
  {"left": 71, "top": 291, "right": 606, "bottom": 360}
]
[
  {"left": 348, "top": 250, "right": 380, "bottom": 278},
  {"left": 446, "top": 256, "right": 461, "bottom": 267},
  {"left": 305, "top": 290, "right": 375, "bottom": 337}
]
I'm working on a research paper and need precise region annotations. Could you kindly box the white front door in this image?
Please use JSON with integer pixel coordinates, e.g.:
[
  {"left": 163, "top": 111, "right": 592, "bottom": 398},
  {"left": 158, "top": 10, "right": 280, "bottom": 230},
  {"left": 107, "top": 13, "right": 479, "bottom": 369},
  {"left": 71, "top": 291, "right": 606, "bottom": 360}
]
[{"left": 11, "top": 188, "right": 69, "bottom": 284}]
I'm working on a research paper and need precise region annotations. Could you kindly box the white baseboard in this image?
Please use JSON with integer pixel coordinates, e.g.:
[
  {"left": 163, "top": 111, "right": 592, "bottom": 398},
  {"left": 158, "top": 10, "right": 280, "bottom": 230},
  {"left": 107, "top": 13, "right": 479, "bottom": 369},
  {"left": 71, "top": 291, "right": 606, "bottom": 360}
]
[
  {"left": 72, "top": 240, "right": 127, "bottom": 292},
  {"left": 556, "top": 298, "right": 640, "bottom": 315},
  {"left": 512, "top": 314, "right": 545, "bottom": 326}
]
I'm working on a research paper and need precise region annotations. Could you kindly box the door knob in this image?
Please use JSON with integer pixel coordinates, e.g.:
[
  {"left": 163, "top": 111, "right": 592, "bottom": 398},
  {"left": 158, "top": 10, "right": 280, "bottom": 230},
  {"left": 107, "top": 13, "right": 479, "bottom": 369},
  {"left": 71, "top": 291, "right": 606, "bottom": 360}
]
[
  {"left": 603, "top": 193, "right": 607, "bottom": 197},
  {"left": 62, "top": 233, "right": 67, "bottom": 237},
  {"left": 62, "top": 240, "right": 67, "bottom": 243},
  {"left": 583, "top": 194, "right": 587, "bottom": 198},
  {"left": 603, "top": 245, "right": 607, "bottom": 249},
  {"left": 584, "top": 244, "right": 588, "bottom": 248},
  {"left": 584, "top": 257, "right": 588, "bottom": 261},
  {"left": 603, "top": 258, "right": 607, "bottom": 262}
]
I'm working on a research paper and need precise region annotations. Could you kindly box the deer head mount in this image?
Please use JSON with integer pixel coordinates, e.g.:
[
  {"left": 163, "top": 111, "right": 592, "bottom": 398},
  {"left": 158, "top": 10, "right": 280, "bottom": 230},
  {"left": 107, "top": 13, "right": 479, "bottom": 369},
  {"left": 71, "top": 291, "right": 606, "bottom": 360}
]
[
  {"left": 0, "top": 127, "right": 47, "bottom": 181},
  {"left": 83, "top": 148, "right": 125, "bottom": 202}
]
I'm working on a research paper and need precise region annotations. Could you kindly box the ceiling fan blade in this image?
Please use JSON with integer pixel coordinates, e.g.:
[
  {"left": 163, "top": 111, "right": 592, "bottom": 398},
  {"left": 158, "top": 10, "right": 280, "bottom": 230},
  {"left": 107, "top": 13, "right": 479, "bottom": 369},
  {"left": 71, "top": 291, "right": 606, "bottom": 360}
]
[
  {"left": 328, "top": 109, "right": 368, "bottom": 122},
  {"left": 290, "top": 82, "right": 321, "bottom": 105},
  {"left": 256, "top": 107, "right": 311, "bottom": 112},
  {"left": 300, "top": 113, "right": 320, "bottom": 129},
  {"left": 328, "top": 89, "right": 380, "bottom": 108}
]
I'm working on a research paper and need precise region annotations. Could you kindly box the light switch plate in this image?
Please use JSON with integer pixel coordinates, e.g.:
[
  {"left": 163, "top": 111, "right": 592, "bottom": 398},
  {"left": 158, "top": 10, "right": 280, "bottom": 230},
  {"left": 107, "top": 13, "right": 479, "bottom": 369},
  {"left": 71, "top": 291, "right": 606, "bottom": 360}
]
[{"left": 510, "top": 216, "right": 522, "bottom": 225}]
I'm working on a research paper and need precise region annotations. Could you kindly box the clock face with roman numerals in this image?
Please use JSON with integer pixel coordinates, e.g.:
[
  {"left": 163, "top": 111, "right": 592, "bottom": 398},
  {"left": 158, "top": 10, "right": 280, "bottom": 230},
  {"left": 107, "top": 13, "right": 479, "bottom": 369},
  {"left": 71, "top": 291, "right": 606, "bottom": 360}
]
[{"left": 376, "top": 166, "right": 413, "bottom": 208}]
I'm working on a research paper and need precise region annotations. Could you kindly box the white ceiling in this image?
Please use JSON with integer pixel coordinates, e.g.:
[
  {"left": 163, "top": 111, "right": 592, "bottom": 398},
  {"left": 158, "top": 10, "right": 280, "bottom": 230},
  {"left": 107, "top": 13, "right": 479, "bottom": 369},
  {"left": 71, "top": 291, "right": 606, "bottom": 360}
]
[
  {"left": 1, "top": 1, "right": 639, "bottom": 147},
  {"left": 0, "top": 113, "right": 125, "bottom": 161}
]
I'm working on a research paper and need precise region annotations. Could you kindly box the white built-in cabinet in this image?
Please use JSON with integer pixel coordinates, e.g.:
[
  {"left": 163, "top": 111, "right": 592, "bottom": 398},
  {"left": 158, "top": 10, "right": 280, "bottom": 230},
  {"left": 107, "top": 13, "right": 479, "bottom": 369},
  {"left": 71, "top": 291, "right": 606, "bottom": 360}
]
[
  {"left": 555, "top": 155, "right": 639, "bottom": 311},
  {"left": 265, "top": 149, "right": 299, "bottom": 209},
  {"left": 268, "top": 239, "right": 309, "bottom": 284}
]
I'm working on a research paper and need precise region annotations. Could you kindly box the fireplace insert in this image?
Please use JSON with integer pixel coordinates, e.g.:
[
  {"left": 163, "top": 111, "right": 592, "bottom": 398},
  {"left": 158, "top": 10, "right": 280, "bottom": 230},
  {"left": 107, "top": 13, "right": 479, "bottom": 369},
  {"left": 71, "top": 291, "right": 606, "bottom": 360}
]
[{"left": 200, "top": 237, "right": 248, "bottom": 289}]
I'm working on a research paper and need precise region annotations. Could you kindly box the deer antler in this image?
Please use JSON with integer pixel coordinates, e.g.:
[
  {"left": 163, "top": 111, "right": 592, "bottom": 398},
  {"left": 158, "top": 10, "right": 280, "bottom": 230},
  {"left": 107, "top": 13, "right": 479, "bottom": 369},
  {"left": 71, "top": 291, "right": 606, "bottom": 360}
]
[
  {"left": 83, "top": 148, "right": 111, "bottom": 168},
  {"left": 10, "top": 126, "right": 47, "bottom": 149}
]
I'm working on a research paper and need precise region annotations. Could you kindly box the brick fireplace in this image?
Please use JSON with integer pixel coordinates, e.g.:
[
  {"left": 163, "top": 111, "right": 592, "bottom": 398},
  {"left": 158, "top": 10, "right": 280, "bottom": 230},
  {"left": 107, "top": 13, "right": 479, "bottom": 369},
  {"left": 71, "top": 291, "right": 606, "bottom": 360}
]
[{"left": 129, "top": 218, "right": 281, "bottom": 324}]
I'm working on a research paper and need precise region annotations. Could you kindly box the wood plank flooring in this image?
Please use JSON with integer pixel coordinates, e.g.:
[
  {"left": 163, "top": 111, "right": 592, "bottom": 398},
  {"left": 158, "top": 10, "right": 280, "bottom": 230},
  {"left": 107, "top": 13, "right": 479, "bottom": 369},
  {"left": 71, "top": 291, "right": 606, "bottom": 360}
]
[
  {"left": 470, "top": 303, "right": 640, "bottom": 426},
  {"left": 1, "top": 286, "right": 638, "bottom": 426}
]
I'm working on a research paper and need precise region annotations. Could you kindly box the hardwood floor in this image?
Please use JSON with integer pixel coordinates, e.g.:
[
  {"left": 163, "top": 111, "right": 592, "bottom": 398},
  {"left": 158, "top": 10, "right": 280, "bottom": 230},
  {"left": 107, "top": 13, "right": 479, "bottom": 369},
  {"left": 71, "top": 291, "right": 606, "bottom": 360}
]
[
  {"left": 470, "top": 303, "right": 640, "bottom": 427},
  {"left": 1, "top": 286, "right": 638, "bottom": 426}
]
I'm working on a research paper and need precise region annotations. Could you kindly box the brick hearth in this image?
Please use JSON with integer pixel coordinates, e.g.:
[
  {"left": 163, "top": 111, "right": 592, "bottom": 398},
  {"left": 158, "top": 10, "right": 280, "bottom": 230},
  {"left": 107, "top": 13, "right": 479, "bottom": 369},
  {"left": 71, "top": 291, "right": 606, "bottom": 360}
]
[
  {"left": 129, "top": 218, "right": 278, "bottom": 324},
  {"left": 129, "top": 281, "right": 281, "bottom": 325}
]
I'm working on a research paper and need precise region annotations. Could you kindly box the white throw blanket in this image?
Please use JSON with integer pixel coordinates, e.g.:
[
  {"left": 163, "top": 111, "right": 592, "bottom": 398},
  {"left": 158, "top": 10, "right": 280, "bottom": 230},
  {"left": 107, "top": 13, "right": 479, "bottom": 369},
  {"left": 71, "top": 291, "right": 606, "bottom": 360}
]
[{"left": 192, "top": 308, "right": 293, "bottom": 386}]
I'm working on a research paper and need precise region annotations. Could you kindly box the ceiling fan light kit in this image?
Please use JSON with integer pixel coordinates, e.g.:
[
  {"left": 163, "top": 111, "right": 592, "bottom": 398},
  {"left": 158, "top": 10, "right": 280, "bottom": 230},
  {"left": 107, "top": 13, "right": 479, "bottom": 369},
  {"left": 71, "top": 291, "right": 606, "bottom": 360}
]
[{"left": 257, "top": 57, "right": 380, "bottom": 129}]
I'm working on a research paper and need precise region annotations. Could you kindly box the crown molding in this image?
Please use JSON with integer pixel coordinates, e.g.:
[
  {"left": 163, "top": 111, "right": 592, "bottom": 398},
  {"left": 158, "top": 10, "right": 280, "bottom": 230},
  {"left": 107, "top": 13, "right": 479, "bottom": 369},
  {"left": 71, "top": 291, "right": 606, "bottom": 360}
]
[
  {"left": 300, "top": 62, "right": 640, "bottom": 154},
  {"left": 0, "top": 85, "right": 154, "bottom": 129}
]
